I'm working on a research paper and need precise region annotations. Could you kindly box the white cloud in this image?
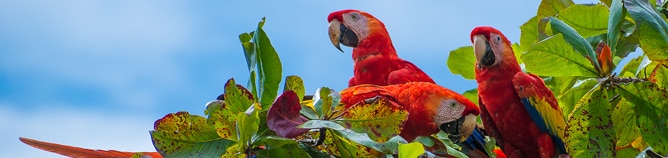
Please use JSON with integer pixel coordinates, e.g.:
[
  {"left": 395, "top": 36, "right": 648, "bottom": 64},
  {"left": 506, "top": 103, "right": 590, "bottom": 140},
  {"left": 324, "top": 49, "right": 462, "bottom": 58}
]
[{"left": 2, "top": 103, "right": 158, "bottom": 158}]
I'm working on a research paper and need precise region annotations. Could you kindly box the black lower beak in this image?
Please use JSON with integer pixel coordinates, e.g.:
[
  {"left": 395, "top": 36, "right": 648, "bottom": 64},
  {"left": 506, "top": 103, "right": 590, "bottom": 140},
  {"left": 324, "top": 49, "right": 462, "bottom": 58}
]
[
  {"left": 439, "top": 117, "right": 466, "bottom": 143},
  {"left": 339, "top": 24, "right": 358, "bottom": 48},
  {"left": 480, "top": 41, "right": 495, "bottom": 67}
]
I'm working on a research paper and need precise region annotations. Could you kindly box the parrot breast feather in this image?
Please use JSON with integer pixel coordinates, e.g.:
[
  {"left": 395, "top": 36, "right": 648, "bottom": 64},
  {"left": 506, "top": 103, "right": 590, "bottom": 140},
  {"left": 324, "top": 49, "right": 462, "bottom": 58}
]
[{"left": 511, "top": 72, "right": 567, "bottom": 153}]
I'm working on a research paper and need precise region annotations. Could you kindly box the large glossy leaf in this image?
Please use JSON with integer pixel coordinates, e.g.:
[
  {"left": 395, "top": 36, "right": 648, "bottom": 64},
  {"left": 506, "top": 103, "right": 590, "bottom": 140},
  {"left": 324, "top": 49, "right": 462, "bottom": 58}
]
[
  {"left": 556, "top": 78, "right": 598, "bottom": 118},
  {"left": 624, "top": 0, "right": 668, "bottom": 61},
  {"left": 240, "top": 18, "right": 282, "bottom": 108},
  {"left": 151, "top": 112, "right": 233, "bottom": 157},
  {"left": 564, "top": 86, "right": 615, "bottom": 157},
  {"left": 636, "top": 23, "right": 668, "bottom": 61},
  {"left": 536, "top": 0, "right": 574, "bottom": 18},
  {"left": 608, "top": 0, "right": 624, "bottom": 53},
  {"left": 284, "top": 75, "right": 305, "bottom": 102},
  {"left": 267, "top": 90, "right": 309, "bottom": 138},
  {"left": 340, "top": 97, "right": 408, "bottom": 142},
  {"left": 558, "top": 4, "right": 609, "bottom": 38},
  {"left": 446, "top": 46, "right": 476, "bottom": 80},
  {"left": 520, "top": 16, "right": 541, "bottom": 52},
  {"left": 611, "top": 99, "right": 645, "bottom": 155},
  {"left": 549, "top": 17, "right": 601, "bottom": 72},
  {"left": 523, "top": 34, "right": 599, "bottom": 77},
  {"left": 618, "top": 82, "right": 668, "bottom": 154},
  {"left": 253, "top": 19, "right": 282, "bottom": 108}
]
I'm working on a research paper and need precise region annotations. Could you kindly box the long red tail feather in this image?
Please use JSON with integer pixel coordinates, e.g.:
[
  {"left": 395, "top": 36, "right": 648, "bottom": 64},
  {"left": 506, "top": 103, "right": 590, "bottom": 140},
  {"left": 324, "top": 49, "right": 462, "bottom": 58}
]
[{"left": 19, "top": 137, "right": 162, "bottom": 158}]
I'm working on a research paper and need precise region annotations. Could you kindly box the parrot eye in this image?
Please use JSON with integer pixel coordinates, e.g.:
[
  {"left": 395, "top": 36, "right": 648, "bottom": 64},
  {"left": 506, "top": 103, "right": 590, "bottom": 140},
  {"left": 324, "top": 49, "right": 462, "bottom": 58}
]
[
  {"left": 449, "top": 102, "right": 457, "bottom": 108},
  {"left": 350, "top": 13, "right": 360, "bottom": 21},
  {"left": 493, "top": 34, "right": 502, "bottom": 44}
]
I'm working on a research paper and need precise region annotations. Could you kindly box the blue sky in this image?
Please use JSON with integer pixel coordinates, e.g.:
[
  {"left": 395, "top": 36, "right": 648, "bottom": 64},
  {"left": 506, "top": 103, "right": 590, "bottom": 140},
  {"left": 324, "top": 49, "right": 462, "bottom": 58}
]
[{"left": 1, "top": 0, "right": 599, "bottom": 157}]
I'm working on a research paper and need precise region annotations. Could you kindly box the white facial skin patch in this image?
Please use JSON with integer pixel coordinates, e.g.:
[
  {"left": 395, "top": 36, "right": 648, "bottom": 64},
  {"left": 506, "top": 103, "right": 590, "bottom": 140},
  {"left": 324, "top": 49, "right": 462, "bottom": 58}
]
[
  {"left": 434, "top": 99, "right": 466, "bottom": 125},
  {"left": 342, "top": 12, "right": 370, "bottom": 41}
]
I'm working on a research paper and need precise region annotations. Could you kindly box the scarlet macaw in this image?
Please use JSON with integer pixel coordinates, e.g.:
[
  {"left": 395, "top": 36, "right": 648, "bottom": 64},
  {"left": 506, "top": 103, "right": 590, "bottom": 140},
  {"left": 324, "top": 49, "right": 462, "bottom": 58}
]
[{"left": 471, "top": 26, "right": 567, "bottom": 158}]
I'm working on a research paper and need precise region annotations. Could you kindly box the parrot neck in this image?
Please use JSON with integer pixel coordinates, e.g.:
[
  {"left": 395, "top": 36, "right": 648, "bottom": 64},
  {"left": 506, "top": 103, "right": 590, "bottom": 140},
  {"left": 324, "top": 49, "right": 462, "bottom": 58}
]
[{"left": 352, "top": 32, "right": 398, "bottom": 62}]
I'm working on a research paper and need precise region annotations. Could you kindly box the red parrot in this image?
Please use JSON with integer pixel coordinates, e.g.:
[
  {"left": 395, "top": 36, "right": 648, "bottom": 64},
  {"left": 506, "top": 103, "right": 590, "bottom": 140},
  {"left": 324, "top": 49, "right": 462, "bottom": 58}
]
[
  {"left": 339, "top": 82, "right": 480, "bottom": 143},
  {"left": 470, "top": 26, "right": 567, "bottom": 158},
  {"left": 327, "top": 9, "right": 435, "bottom": 87},
  {"left": 19, "top": 137, "right": 162, "bottom": 158}
]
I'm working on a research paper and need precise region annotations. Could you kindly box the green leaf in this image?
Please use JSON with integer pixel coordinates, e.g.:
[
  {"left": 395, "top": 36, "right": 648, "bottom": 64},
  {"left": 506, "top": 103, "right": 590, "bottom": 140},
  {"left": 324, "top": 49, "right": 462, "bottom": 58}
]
[
  {"left": 611, "top": 99, "right": 644, "bottom": 154},
  {"left": 398, "top": 142, "right": 425, "bottom": 158},
  {"left": 608, "top": 0, "right": 624, "bottom": 53},
  {"left": 312, "top": 87, "right": 339, "bottom": 119},
  {"left": 615, "top": 21, "right": 641, "bottom": 58},
  {"left": 436, "top": 132, "right": 469, "bottom": 158},
  {"left": 252, "top": 19, "right": 283, "bottom": 108},
  {"left": 549, "top": 17, "right": 601, "bottom": 72},
  {"left": 298, "top": 120, "right": 346, "bottom": 130},
  {"left": 619, "top": 55, "right": 645, "bottom": 77},
  {"left": 284, "top": 75, "right": 305, "bottom": 102},
  {"left": 522, "top": 34, "right": 599, "bottom": 77},
  {"left": 512, "top": 43, "right": 523, "bottom": 65},
  {"left": 536, "top": 0, "right": 574, "bottom": 18},
  {"left": 564, "top": 85, "right": 615, "bottom": 157},
  {"left": 239, "top": 33, "right": 258, "bottom": 100},
  {"left": 300, "top": 104, "right": 319, "bottom": 120},
  {"left": 224, "top": 78, "right": 255, "bottom": 114},
  {"left": 520, "top": 16, "right": 541, "bottom": 53},
  {"left": 618, "top": 82, "right": 668, "bottom": 154},
  {"left": 414, "top": 135, "right": 468, "bottom": 158},
  {"left": 267, "top": 90, "right": 309, "bottom": 138},
  {"left": 556, "top": 78, "right": 598, "bottom": 117},
  {"left": 624, "top": 0, "right": 668, "bottom": 61},
  {"left": 446, "top": 46, "right": 476, "bottom": 80},
  {"left": 208, "top": 78, "right": 256, "bottom": 140},
  {"left": 543, "top": 76, "right": 579, "bottom": 97},
  {"left": 636, "top": 23, "right": 668, "bottom": 61},
  {"left": 151, "top": 112, "right": 233, "bottom": 157},
  {"left": 558, "top": 4, "right": 610, "bottom": 38},
  {"left": 236, "top": 104, "right": 260, "bottom": 152},
  {"left": 328, "top": 129, "right": 378, "bottom": 158},
  {"left": 462, "top": 88, "right": 478, "bottom": 106},
  {"left": 340, "top": 97, "right": 409, "bottom": 142}
]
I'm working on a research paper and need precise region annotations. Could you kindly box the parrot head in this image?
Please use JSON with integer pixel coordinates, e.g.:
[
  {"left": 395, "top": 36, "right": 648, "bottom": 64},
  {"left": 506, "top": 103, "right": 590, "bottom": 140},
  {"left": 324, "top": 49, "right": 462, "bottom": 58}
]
[
  {"left": 470, "top": 26, "right": 517, "bottom": 70},
  {"left": 327, "top": 9, "right": 388, "bottom": 52},
  {"left": 432, "top": 94, "right": 480, "bottom": 144}
]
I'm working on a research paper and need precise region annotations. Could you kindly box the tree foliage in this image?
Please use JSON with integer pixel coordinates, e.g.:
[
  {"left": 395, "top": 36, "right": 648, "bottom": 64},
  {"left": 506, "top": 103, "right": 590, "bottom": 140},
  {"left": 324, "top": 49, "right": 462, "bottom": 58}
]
[{"left": 447, "top": 0, "right": 668, "bottom": 157}]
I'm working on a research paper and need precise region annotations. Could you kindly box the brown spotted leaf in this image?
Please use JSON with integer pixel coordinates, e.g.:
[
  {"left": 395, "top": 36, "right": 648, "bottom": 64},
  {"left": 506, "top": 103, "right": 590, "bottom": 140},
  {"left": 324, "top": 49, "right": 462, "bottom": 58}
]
[
  {"left": 208, "top": 78, "right": 255, "bottom": 140},
  {"left": 150, "top": 112, "right": 233, "bottom": 157},
  {"left": 340, "top": 97, "right": 408, "bottom": 142},
  {"left": 564, "top": 86, "right": 615, "bottom": 157},
  {"left": 618, "top": 82, "right": 668, "bottom": 154},
  {"left": 267, "top": 90, "right": 309, "bottom": 138}
]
